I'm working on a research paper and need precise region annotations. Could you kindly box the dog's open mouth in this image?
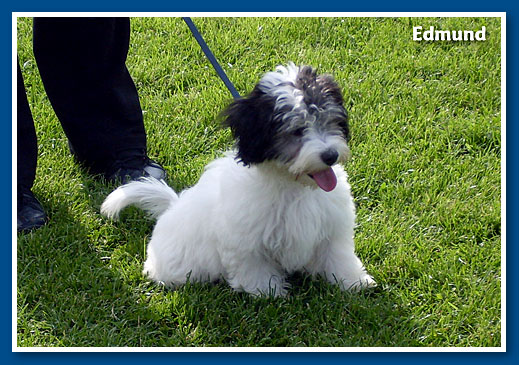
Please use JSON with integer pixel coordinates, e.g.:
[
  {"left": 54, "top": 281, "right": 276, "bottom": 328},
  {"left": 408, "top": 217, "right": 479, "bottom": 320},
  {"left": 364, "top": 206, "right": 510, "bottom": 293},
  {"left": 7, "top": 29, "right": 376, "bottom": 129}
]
[{"left": 308, "top": 167, "right": 337, "bottom": 192}]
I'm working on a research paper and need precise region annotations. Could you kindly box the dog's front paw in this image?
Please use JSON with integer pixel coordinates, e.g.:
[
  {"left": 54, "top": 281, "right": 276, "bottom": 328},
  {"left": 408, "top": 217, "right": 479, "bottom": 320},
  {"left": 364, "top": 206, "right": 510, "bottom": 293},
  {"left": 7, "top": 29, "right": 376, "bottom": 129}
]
[
  {"left": 254, "top": 277, "right": 291, "bottom": 297},
  {"left": 230, "top": 274, "right": 289, "bottom": 297},
  {"left": 343, "top": 274, "right": 377, "bottom": 292}
]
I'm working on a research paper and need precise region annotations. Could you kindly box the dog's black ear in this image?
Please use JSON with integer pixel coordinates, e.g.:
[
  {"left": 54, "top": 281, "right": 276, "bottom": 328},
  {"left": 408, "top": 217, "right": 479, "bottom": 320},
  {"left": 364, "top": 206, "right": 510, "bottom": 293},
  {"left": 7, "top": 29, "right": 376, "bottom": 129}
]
[
  {"left": 220, "top": 87, "right": 277, "bottom": 165},
  {"left": 314, "top": 74, "right": 350, "bottom": 142},
  {"left": 316, "top": 74, "right": 345, "bottom": 106}
]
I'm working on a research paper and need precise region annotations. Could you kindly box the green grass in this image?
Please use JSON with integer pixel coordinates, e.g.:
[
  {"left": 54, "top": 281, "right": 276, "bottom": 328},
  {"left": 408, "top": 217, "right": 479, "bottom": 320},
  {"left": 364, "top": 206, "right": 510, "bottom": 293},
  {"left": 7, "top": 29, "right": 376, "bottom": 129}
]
[{"left": 16, "top": 17, "right": 501, "bottom": 347}]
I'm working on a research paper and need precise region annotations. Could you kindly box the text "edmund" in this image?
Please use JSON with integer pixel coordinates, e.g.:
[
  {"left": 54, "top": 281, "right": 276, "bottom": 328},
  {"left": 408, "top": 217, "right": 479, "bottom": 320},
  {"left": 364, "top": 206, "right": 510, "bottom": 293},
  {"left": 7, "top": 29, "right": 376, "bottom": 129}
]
[{"left": 413, "top": 26, "right": 486, "bottom": 41}]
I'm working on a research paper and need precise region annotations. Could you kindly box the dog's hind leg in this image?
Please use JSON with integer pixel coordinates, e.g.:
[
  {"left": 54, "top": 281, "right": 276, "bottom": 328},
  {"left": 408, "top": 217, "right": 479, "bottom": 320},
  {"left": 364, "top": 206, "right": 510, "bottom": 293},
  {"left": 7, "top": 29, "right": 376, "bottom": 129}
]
[{"left": 142, "top": 205, "right": 226, "bottom": 288}]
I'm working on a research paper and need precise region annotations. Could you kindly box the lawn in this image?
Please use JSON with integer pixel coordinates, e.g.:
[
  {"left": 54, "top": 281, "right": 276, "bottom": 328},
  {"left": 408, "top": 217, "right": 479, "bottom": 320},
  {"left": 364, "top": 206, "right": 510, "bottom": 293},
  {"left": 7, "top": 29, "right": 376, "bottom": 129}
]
[{"left": 16, "top": 16, "right": 501, "bottom": 347}]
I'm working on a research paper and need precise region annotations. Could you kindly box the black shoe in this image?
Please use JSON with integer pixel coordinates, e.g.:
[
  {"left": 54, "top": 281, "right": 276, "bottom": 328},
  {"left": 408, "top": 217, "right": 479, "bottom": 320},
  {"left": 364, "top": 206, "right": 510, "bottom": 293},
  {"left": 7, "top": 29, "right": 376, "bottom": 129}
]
[
  {"left": 106, "top": 157, "right": 166, "bottom": 185},
  {"left": 68, "top": 140, "right": 166, "bottom": 184},
  {"left": 18, "top": 188, "right": 47, "bottom": 233}
]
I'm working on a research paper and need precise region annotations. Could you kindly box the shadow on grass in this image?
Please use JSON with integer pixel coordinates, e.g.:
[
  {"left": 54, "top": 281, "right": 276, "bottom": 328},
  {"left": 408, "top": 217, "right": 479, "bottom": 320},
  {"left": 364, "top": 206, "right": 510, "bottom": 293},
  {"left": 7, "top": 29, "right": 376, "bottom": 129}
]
[{"left": 17, "top": 171, "right": 420, "bottom": 348}]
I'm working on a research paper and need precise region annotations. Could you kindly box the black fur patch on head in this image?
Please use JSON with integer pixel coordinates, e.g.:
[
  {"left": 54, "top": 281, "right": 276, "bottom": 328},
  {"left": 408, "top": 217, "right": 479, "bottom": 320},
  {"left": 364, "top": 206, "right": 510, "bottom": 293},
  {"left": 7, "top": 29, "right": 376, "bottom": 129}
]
[
  {"left": 221, "top": 86, "right": 280, "bottom": 165},
  {"left": 296, "top": 66, "right": 350, "bottom": 141}
]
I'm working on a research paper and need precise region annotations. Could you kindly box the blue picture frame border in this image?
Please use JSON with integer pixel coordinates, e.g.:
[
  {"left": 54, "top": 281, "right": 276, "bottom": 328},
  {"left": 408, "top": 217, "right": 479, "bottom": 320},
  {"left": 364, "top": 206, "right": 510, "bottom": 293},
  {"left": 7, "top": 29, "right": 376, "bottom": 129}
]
[{"left": 6, "top": 1, "right": 515, "bottom": 362}]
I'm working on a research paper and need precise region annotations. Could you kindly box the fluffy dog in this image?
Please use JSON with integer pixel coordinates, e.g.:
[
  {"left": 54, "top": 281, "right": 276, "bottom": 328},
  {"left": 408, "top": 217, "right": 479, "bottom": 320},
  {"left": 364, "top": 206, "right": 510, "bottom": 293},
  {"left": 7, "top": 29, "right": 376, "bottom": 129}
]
[{"left": 101, "top": 63, "right": 375, "bottom": 296}]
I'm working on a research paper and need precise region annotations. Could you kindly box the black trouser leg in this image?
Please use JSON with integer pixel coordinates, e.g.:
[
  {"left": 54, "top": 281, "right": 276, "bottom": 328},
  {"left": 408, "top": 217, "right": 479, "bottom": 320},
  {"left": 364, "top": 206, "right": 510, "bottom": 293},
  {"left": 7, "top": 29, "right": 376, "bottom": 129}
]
[
  {"left": 17, "top": 59, "right": 47, "bottom": 232},
  {"left": 33, "top": 17, "right": 147, "bottom": 175},
  {"left": 17, "top": 60, "right": 37, "bottom": 192}
]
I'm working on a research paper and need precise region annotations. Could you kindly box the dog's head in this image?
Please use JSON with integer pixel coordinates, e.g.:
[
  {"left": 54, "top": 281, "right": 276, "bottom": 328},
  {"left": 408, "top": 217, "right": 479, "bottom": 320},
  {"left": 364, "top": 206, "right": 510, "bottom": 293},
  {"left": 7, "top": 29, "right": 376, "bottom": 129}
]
[{"left": 221, "top": 63, "right": 350, "bottom": 192}]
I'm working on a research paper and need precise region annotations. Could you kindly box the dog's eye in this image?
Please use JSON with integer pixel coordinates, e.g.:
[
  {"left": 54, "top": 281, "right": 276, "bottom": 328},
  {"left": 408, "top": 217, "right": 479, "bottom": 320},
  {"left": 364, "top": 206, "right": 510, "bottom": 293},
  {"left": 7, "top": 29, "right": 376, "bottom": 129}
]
[{"left": 291, "top": 128, "right": 305, "bottom": 137}]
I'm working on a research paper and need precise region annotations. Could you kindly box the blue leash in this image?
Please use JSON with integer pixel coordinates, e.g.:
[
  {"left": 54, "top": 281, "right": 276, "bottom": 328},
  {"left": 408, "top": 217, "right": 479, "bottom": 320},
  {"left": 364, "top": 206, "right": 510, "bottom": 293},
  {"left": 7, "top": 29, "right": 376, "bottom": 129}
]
[{"left": 182, "top": 17, "right": 241, "bottom": 99}]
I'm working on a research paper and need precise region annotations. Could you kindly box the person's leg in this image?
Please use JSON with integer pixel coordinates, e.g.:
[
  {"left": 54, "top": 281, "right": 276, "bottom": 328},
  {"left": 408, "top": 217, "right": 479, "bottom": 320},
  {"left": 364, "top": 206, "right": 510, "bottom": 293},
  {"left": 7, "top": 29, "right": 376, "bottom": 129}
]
[
  {"left": 33, "top": 17, "right": 164, "bottom": 182},
  {"left": 17, "top": 60, "right": 46, "bottom": 232}
]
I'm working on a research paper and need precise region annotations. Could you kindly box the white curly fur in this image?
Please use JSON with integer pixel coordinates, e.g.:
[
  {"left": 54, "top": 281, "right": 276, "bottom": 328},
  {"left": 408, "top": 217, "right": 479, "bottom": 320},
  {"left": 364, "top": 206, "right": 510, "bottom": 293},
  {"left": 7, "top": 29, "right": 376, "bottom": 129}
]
[{"left": 101, "top": 64, "right": 375, "bottom": 296}]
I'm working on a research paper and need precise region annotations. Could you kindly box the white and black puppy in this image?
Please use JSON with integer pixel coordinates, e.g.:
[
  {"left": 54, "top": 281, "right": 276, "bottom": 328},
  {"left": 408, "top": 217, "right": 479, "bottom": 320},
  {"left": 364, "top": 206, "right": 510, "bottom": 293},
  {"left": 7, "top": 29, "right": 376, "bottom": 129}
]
[{"left": 101, "top": 63, "right": 375, "bottom": 296}]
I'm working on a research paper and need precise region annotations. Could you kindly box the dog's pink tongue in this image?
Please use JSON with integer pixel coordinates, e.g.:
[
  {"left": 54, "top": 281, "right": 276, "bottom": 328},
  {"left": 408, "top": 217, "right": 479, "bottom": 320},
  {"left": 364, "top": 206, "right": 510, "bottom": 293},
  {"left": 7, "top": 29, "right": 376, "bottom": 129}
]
[{"left": 310, "top": 168, "right": 337, "bottom": 192}]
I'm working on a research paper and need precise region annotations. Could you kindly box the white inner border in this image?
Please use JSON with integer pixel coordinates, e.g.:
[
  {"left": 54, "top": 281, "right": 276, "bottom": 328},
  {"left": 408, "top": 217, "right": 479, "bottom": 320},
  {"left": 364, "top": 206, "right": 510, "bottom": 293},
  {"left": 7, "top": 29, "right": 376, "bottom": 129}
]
[{"left": 12, "top": 12, "right": 506, "bottom": 353}]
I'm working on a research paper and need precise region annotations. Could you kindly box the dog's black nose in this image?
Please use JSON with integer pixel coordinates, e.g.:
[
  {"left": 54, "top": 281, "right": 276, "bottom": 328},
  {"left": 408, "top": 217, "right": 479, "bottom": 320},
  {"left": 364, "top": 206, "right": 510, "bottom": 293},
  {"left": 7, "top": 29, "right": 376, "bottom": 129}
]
[{"left": 321, "top": 149, "right": 339, "bottom": 166}]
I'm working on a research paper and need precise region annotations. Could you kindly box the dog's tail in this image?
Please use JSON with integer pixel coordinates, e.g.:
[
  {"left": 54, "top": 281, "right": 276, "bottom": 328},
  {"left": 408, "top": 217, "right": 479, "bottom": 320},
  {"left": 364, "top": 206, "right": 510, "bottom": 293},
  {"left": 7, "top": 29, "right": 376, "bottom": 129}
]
[{"left": 101, "top": 177, "right": 178, "bottom": 220}]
